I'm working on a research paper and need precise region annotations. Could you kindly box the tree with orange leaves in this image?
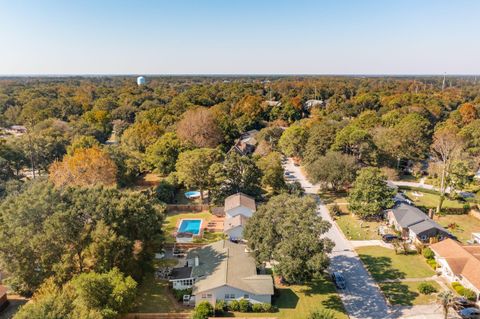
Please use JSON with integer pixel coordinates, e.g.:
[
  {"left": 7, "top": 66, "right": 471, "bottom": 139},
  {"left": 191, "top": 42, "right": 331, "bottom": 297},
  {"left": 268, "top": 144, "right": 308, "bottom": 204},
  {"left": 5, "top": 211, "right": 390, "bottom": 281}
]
[
  {"left": 49, "top": 147, "right": 117, "bottom": 188},
  {"left": 458, "top": 103, "right": 478, "bottom": 124}
]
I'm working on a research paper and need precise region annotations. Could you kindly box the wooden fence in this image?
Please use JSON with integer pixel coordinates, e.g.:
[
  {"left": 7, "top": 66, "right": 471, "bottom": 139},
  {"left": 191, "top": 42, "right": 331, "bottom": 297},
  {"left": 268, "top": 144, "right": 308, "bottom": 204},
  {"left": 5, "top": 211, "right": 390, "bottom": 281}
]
[
  {"left": 123, "top": 313, "right": 190, "bottom": 319},
  {"left": 166, "top": 204, "right": 210, "bottom": 213}
]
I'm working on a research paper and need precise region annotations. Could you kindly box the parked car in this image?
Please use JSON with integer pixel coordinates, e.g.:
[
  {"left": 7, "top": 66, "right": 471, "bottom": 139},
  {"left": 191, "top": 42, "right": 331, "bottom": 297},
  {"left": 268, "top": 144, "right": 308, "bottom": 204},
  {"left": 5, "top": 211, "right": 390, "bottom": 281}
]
[
  {"left": 331, "top": 272, "right": 346, "bottom": 289},
  {"left": 453, "top": 297, "right": 478, "bottom": 310},
  {"left": 459, "top": 307, "right": 480, "bottom": 319},
  {"left": 382, "top": 234, "right": 399, "bottom": 242}
]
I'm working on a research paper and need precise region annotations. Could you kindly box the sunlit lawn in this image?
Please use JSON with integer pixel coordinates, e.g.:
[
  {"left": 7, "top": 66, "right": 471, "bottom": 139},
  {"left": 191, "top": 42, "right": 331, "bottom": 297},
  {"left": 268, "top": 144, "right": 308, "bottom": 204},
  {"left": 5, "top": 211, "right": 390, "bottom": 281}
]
[
  {"left": 356, "top": 246, "right": 434, "bottom": 281},
  {"left": 331, "top": 204, "right": 383, "bottom": 240},
  {"left": 379, "top": 281, "right": 441, "bottom": 306},
  {"left": 229, "top": 276, "right": 348, "bottom": 319},
  {"left": 433, "top": 214, "right": 480, "bottom": 243},
  {"left": 404, "top": 191, "right": 464, "bottom": 209},
  {"left": 132, "top": 274, "right": 183, "bottom": 313}
]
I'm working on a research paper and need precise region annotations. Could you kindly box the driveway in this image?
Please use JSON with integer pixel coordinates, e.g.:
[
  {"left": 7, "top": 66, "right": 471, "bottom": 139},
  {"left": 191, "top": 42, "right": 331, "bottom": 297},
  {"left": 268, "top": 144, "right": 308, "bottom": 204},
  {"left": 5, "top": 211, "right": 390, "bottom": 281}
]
[{"left": 284, "top": 159, "right": 390, "bottom": 319}]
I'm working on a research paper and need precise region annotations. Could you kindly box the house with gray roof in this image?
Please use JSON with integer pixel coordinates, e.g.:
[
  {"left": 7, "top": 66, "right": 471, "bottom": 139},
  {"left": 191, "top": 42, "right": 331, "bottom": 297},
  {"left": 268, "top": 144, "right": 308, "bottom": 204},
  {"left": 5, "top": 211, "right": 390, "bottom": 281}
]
[
  {"left": 386, "top": 202, "right": 451, "bottom": 244},
  {"left": 169, "top": 240, "right": 273, "bottom": 306}
]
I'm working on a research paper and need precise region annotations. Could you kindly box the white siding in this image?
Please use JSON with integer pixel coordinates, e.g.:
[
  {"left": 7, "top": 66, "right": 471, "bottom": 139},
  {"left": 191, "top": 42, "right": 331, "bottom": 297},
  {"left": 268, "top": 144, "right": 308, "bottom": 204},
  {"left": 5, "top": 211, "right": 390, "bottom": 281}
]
[
  {"left": 225, "top": 206, "right": 253, "bottom": 219},
  {"left": 195, "top": 285, "right": 271, "bottom": 306},
  {"left": 225, "top": 225, "right": 244, "bottom": 240}
]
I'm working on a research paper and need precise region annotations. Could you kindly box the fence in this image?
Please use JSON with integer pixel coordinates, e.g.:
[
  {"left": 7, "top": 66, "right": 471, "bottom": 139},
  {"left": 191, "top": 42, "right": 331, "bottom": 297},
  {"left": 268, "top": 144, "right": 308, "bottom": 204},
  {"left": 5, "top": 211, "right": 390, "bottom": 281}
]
[
  {"left": 470, "top": 209, "right": 480, "bottom": 221},
  {"left": 123, "top": 313, "right": 190, "bottom": 319},
  {"left": 166, "top": 204, "right": 210, "bottom": 213}
]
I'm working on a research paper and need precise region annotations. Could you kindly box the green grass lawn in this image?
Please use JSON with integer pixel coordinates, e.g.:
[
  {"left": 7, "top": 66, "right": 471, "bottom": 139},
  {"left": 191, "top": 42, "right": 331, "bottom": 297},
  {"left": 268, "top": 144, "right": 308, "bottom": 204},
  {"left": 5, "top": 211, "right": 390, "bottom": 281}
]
[
  {"left": 404, "top": 191, "right": 465, "bottom": 209},
  {"left": 433, "top": 214, "right": 480, "bottom": 243},
  {"left": 333, "top": 208, "right": 383, "bottom": 240},
  {"left": 164, "top": 211, "right": 214, "bottom": 243},
  {"left": 229, "top": 276, "right": 348, "bottom": 319},
  {"left": 379, "top": 281, "right": 441, "bottom": 306},
  {"left": 132, "top": 274, "right": 183, "bottom": 313},
  {"left": 318, "top": 190, "right": 349, "bottom": 205},
  {"left": 356, "top": 246, "right": 434, "bottom": 281}
]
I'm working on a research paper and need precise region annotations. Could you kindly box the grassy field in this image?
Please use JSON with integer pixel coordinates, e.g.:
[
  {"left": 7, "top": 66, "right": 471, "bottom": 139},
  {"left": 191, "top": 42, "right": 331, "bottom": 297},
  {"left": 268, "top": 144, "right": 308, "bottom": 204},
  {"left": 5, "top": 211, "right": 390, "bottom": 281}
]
[
  {"left": 334, "top": 210, "right": 383, "bottom": 240},
  {"left": 318, "top": 190, "right": 349, "bottom": 205},
  {"left": 163, "top": 211, "right": 214, "bottom": 243},
  {"left": 356, "top": 246, "right": 434, "bottom": 281},
  {"left": 229, "top": 276, "right": 348, "bottom": 319},
  {"left": 404, "top": 190, "right": 464, "bottom": 209},
  {"left": 433, "top": 214, "right": 480, "bottom": 243},
  {"left": 132, "top": 274, "right": 184, "bottom": 313},
  {"left": 379, "top": 281, "right": 441, "bottom": 306}
]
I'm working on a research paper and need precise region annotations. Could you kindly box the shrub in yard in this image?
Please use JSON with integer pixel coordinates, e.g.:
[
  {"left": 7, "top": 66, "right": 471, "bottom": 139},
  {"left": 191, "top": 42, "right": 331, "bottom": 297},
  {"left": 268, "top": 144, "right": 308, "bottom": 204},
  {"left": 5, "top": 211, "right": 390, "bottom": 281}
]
[
  {"left": 252, "top": 303, "right": 263, "bottom": 312},
  {"left": 461, "top": 287, "right": 477, "bottom": 301},
  {"left": 308, "top": 309, "right": 337, "bottom": 319},
  {"left": 422, "top": 247, "right": 434, "bottom": 259},
  {"left": 238, "top": 298, "right": 251, "bottom": 312},
  {"left": 261, "top": 302, "right": 274, "bottom": 312},
  {"left": 418, "top": 282, "right": 437, "bottom": 295},
  {"left": 229, "top": 300, "right": 240, "bottom": 311},
  {"left": 192, "top": 301, "right": 214, "bottom": 319},
  {"left": 426, "top": 258, "right": 438, "bottom": 269},
  {"left": 215, "top": 300, "right": 227, "bottom": 314},
  {"left": 172, "top": 288, "right": 192, "bottom": 301},
  {"left": 451, "top": 282, "right": 476, "bottom": 301}
]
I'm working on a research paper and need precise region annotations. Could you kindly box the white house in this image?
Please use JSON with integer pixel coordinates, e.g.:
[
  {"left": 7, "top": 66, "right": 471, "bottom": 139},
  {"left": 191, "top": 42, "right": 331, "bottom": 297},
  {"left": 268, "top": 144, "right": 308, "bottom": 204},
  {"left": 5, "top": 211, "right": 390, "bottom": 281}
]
[
  {"left": 169, "top": 240, "right": 274, "bottom": 306},
  {"left": 430, "top": 239, "right": 480, "bottom": 303},
  {"left": 224, "top": 214, "right": 248, "bottom": 240},
  {"left": 224, "top": 193, "right": 256, "bottom": 219}
]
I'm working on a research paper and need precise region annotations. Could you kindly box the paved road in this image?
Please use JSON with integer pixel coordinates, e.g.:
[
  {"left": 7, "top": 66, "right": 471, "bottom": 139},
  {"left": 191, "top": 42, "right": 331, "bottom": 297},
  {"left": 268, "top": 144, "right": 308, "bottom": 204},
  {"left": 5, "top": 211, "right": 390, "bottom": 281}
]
[{"left": 284, "top": 159, "right": 391, "bottom": 319}]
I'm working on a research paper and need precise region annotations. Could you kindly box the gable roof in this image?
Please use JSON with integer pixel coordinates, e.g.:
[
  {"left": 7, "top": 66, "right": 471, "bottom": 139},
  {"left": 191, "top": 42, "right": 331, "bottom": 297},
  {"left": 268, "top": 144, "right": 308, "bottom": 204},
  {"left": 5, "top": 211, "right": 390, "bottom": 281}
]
[
  {"left": 224, "top": 214, "right": 249, "bottom": 232},
  {"left": 408, "top": 219, "right": 449, "bottom": 236},
  {"left": 224, "top": 193, "right": 256, "bottom": 213},
  {"left": 390, "top": 203, "right": 427, "bottom": 228},
  {"left": 430, "top": 239, "right": 480, "bottom": 290},
  {"left": 188, "top": 240, "right": 273, "bottom": 296}
]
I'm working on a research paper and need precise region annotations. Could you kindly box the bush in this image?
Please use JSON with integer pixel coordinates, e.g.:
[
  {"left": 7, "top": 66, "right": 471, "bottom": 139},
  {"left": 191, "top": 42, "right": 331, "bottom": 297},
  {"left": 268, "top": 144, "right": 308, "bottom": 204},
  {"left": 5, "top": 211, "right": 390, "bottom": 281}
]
[
  {"left": 252, "top": 303, "right": 263, "bottom": 312},
  {"left": 418, "top": 282, "right": 437, "bottom": 295},
  {"left": 238, "top": 298, "right": 251, "bottom": 312},
  {"left": 156, "top": 180, "right": 176, "bottom": 203},
  {"left": 422, "top": 247, "right": 434, "bottom": 259},
  {"left": 261, "top": 302, "right": 274, "bottom": 312},
  {"left": 308, "top": 309, "right": 337, "bottom": 319},
  {"left": 215, "top": 299, "right": 227, "bottom": 314},
  {"left": 172, "top": 288, "right": 192, "bottom": 301},
  {"left": 426, "top": 259, "right": 438, "bottom": 269},
  {"left": 229, "top": 300, "right": 240, "bottom": 311},
  {"left": 192, "top": 301, "right": 214, "bottom": 319},
  {"left": 452, "top": 282, "right": 477, "bottom": 301}
]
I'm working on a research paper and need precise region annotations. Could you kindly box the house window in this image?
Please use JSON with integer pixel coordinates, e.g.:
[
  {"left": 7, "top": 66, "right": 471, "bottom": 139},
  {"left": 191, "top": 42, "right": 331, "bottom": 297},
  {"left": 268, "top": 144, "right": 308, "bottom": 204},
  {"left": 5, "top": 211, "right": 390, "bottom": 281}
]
[
  {"left": 421, "top": 235, "right": 428, "bottom": 241},
  {"left": 207, "top": 294, "right": 212, "bottom": 298},
  {"left": 225, "top": 294, "right": 235, "bottom": 299},
  {"left": 244, "top": 294, "right": 249, "bottom": 299},
  {"left": 202, "top": 294, "right": 207, "bottom": 298}
]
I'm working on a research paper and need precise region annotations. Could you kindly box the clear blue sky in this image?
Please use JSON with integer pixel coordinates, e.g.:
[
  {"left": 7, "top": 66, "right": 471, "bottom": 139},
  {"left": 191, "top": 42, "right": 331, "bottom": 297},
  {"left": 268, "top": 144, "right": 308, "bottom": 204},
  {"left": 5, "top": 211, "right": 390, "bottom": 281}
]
[{"left": 0, "top": 0, "right": 478, "bottom": 75}]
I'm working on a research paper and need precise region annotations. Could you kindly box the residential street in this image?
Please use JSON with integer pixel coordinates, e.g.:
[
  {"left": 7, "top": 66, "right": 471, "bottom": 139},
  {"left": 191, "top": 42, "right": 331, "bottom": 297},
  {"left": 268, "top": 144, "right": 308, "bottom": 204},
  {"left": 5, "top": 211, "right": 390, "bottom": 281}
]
[{"left": 284, "top": 158, "right": 391, "bottom": 319}]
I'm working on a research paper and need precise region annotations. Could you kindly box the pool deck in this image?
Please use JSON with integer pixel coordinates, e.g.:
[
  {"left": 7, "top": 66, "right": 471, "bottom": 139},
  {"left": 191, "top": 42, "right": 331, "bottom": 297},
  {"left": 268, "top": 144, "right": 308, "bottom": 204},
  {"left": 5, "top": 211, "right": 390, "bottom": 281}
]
[{"left": 174, "top": 216, "right": 225, "bottom": 236}]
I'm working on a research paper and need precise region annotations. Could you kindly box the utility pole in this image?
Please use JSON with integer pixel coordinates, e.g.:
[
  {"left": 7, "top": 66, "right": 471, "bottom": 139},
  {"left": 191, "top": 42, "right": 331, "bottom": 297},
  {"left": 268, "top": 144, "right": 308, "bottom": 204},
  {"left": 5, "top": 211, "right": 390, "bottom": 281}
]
[
  {"left": 27, "top": 129, "right": 36, "bottom": 179},
  {"left": 442, "top": 73, "right": 446, "bottom": 91}
]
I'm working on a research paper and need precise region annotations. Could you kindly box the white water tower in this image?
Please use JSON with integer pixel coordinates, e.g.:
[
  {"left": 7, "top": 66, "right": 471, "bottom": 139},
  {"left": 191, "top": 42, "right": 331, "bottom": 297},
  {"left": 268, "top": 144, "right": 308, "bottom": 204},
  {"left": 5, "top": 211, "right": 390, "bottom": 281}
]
[{"left": 137, "top": 76, "right": 146, "bottom": 86}]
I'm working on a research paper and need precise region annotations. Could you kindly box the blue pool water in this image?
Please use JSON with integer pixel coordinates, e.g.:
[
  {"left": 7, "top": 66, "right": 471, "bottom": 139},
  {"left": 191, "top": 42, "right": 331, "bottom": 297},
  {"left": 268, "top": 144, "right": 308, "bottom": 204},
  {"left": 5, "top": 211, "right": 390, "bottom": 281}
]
[
  {"left": 178, "top": 219, "right": 202, "bottom": 235},
  {"left": 185, "top": 191, "right": 201, "bottom": 199}
]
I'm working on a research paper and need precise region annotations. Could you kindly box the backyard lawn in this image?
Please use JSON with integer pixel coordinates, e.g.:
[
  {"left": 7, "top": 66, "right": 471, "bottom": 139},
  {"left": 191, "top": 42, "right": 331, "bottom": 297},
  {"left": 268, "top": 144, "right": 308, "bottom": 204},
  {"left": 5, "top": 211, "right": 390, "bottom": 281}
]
[
  {"left": 132, "top": 274, "right": 185, "bottom": 313},
  {"left": 229, "top": 276, "right": 348, "bottom": 319},
  {"left": 356, "top": 246, "right": 434, "bottom": 281},
  {"left": 379, "top": 281, "right": 441, "bottom": 306},
  {"left": 164, "top": 211, "right": 214, "bottom": 243},
  {"left": 333, "top": 208, "right": 383, "bottom": 240},
  {"left": 433, "top": 214, "right": 480, "bottom": 243},
  {"left": 403, "top": 190, "right": 465, "bottom": 209}
]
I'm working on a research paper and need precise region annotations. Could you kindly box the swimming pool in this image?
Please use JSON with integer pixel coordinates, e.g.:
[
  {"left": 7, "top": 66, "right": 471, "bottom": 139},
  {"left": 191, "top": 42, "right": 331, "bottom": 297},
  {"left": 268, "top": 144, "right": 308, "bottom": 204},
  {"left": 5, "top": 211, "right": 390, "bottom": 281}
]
[
  {"left": 178, "top": 219, "right": 202, "bottom": 235},
  {"left": 185, "top": 191, "right": 201, "bottom": 199}
]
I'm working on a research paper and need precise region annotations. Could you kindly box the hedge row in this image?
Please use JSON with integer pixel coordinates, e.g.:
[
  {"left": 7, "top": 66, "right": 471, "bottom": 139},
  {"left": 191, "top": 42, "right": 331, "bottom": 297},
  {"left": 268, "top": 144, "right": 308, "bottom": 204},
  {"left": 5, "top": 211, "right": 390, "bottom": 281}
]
[
  {"left": 215, "top": 299, "right": 274, "bottom": 314},
  {"left": 452, "top": 282, "right": 477, "bottom": 301}
]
